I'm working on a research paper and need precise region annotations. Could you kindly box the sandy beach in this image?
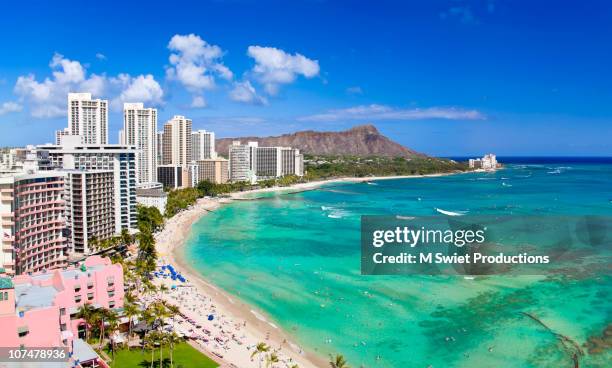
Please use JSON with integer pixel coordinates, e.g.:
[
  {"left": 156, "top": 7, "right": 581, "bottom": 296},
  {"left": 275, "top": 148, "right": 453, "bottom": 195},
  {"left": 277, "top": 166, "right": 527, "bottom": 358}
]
[
  {"left": 154, "top": 197, "right": 326, "bottom": 368},
  {"left": 152, "top": 174, "right": 460, "bottom": 367},
  {"left": 230, "top": 173, "right": 458, "bottom": 199}
]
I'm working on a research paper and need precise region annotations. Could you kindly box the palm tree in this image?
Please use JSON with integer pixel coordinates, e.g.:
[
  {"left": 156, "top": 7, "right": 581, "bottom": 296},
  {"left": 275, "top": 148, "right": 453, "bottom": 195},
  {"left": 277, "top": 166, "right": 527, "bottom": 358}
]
[
  {"left": 76, "top": 304, "right": 96, "bottom": 342},
  {"left": 143, "top": 331, "right": 157, "bottom": 368},
  {"left": 98, "top": 309, "right": 118, "bottom": 350},
  {"left": 251, "top": 342, "right": 270, "bottom": 368},
  {"left": 96, "top": 308, "right": 107, "bottom": 349},
  {"left": 123, "top": 302, "right": 140, "bottom": 350},
  {"left": 166, "top": 332, "right": 182, "bottom": 368},
  {"left": 151, "top": 302, "right": 170, "bottom": 367},
  {"left": 140, "top": 307, "right": 156, "bottom": 354},
  {"left": 290, "top": 365, "right": 300, "bottom": 368},
  {"left": 120, "top": 228, "right": 133, "bottom": 246},
  {"left": 106, "top": 312, "right": 120, "bottom": 361},
  {"left": 329, "top": 354, "right": 350, "bottom": 368},
  {"left": 265, "top": 351, "right": 279, "bottom": 368},
  {"left": 157, "top": 332, "right": 167, "bottom": 368}
]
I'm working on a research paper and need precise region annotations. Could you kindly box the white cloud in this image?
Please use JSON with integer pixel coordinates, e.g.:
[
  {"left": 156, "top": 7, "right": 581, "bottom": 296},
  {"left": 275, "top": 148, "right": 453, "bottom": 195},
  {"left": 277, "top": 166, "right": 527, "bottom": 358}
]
[
  {"left": 110, "top": 74, "right": 164, "bottom": 109},
  {"left": 13, "top": 53, "right": 164, "bottom": 117},
  {"left": 298, "top": 104, "right": 486, "bottom": 122},
  {"left": 166, "top": 34, "right": 233, "bottom": 103},
  {"left": 229, "top": 81, "right": 267, "bottom": 105},
  {"left": 0, "top": 101, "right": 22, "bottom": 116},
  {"left": 191, "top": 96, "right": 207, "bottom": 108},
  {"left": 246, "top": 46, "right": 319, "bottom": 95},
  {"left": 96, "top": 53, "right": 107, "bottom": 60}
]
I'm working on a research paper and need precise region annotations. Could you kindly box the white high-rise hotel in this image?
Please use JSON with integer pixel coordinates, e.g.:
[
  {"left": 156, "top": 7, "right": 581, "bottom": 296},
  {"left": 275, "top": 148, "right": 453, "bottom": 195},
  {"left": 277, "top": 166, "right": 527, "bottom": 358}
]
[
  {"left": 229, "top": 141, "right": 304, "bottom": 182},
  {"left": 121, "top": 103, "right": 158, "bottom": 184},
  {"left": 192, "top": 130, "right": 216, "bottom": 160},
  {"left": 162, "top": 115, "right": 192, "bottom": 165},
  {"left": 57, "top": 93, "right": 109, "bottom": 145}
]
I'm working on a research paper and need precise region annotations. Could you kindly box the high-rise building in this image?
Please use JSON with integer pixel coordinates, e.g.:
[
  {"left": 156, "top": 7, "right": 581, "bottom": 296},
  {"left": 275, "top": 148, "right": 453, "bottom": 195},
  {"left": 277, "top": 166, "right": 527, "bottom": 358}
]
[
  {"left": 196, "top": 158, "right": 229, "bottom": 184},
  {"left": 162, "top": 115, "right": 192, "bottom": 166},
  {"left": 0, "top": 171, "right": 68, "bottom": 275},
  {"left": 38, "top": 142, "right": 138, "bottom": 232},
  {"left": 156, "top": 131, "right": 164, "bottom": 166},
  {"left": 192, "top": 130, "right": 216, "bottom": 160},
  {"left": 157, "top": 165, "right": 189, "bottom": 189},
  {"left": 254, "top": 146, "right": 280, "bottom": 178},
  {"left": 228, "top": 141, "right": 258, "bottom": 183},
  {"left": 187, "top": 163, "right": 199, "bottom": 188},
  {"left": 64, "top": 170, "right": 115, "bottom": 254},
  {"left": 55, "top": 128, "right": 70, "bottom": 145},
  {"left": 228, "top": 142, "right": 303, "bottom": 182},
  {"left": 66, "top": 93, "right": 108, "bottom": 144},
  {"left": 469, "top": 154, "right": 498, "bottom": 170},
  {"left": 280, "top": 147, "right": 304, "bottom": 176},
  {"left": 122, "top": 103, "right": 158, "bottom": 184},
  {"left": 255, "top": 146, "right": 304, "bottom": 179}
]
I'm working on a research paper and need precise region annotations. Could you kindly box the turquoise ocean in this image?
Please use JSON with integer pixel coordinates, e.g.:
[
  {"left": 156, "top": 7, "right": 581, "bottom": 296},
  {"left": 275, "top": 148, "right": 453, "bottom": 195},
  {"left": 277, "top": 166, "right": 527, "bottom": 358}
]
[{"left": 183, "top": 159, "right": 612, "bottom": 367}]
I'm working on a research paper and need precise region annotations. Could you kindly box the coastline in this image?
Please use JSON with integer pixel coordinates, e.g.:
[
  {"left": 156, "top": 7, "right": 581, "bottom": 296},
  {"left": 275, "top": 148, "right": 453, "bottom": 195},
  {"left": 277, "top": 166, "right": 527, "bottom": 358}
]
[
  {"left": 153, "top": 172, "right": 464, "bottom": 367},
  {"left": 230, "top": 172, "right": 462, "bottom": 199},
  {"left": 155, "top": 197, "right": 327, "bottom": 368}
]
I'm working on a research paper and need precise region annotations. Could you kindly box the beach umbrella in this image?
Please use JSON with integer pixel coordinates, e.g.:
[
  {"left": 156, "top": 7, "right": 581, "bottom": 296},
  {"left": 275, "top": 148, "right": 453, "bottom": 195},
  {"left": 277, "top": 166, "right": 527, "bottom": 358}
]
[{"left": 207, "top": 315, "right": 214, "bottom": 321}]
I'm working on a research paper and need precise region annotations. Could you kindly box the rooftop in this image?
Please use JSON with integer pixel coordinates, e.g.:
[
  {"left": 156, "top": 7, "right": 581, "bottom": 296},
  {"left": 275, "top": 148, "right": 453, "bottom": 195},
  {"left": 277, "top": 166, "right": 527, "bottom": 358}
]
[
  {"left": 72, "top": 338, "right": 100, "bottom": 363},
  {"left": 14, "top": 283, "right": 57, "bottom": 311},
  {"left": 136, "top": 188, "right": 168, "bottom": 198}
]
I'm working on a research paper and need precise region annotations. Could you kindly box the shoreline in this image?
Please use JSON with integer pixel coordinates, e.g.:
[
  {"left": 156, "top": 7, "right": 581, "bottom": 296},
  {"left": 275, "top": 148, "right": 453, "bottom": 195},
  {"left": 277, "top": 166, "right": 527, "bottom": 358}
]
[
  {"left": 230, "top": 172, "right": 463, "bottom": 199},
  {"left": 155, "top": 197, "right": 327, "bottom": 368},
  {"left": 153, "top": 172, "right": 466, "bottom": 367}
]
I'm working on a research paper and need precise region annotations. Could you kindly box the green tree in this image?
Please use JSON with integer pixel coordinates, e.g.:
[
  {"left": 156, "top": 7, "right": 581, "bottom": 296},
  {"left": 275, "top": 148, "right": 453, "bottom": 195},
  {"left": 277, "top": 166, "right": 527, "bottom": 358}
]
[
  {"left": 76, "top": 303, "right": 97, "bottom": 342},
  {"left": 329, "top": 354, "right": 350, "bottom": 368},
  {"left": 106, "top": 311, "right": 120, "bottom": 361},
  {"left": 265, "top": 351, "right": 279, "bottom": 368},
  {"left": 123, "top": 302, "right": 140, "bottom": 350},
  {"left": 137, "top": 205, "right": 164, "bottom": 233},
  {"left": 166, "top": 332, "right": 182, "bottom": 368},
  {"left": 120, "top": 228, "right": 133, "bottom": 246},
  {"left": 196, "top": 180, "right": 215, "bottom": 197},
  {"left": 143, "top": 331, "right": 157, "bottom": 368},
  {"left": 251, "top": 342, "right": 270, "bottom": 368}
]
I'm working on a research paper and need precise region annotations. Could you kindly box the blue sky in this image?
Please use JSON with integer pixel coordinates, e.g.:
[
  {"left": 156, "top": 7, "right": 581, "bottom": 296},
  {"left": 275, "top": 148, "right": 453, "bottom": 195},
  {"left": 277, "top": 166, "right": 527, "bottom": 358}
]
[{"left": 0, "top": 0, "right": 611, "bottom": 156}]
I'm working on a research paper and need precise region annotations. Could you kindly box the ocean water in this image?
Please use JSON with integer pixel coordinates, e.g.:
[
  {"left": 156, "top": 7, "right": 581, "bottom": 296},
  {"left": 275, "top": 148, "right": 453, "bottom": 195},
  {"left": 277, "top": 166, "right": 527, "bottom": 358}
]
[{"left": 183, "top": 160, "right": 612, "bottom": 368}]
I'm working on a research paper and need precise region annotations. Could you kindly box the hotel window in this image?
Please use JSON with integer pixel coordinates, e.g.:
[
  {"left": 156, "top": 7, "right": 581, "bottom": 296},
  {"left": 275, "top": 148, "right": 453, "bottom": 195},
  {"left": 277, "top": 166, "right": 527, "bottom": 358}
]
[
  {"left": 87, "top": 293, "right": 94, "bottom": 300},
  {"left": 74, "top": 295, "right": 81, "bottom": 303},
  {"left": 60, "top": 308, "right": 66, "bottom": 316},
  {"left": 60, "top": 323, "right": 67, "bottom": 331},
  {"left": 109, "top": 301, "right": 115, "bottom": 308},
  {"left": 108, "top": 291, "right": 115, "bottom": 297}
]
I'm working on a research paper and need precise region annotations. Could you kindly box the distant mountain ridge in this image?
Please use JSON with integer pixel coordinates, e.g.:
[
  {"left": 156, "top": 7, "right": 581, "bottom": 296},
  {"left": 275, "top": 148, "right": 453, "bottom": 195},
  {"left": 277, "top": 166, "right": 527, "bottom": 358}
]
[{"left": 215, "top": 124, "right": 423, "bottom": 158}]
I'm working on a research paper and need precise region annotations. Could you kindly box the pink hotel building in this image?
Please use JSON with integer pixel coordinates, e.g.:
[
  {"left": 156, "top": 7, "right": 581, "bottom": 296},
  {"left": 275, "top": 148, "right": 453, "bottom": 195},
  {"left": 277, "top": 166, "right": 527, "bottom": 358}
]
[
  {"left": 1, "top": 171, "right": 68, "bottom": 276},
  {"left": 0, "top": 256, "right": 123, "bottom": 357}
]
